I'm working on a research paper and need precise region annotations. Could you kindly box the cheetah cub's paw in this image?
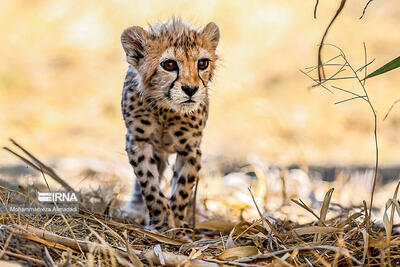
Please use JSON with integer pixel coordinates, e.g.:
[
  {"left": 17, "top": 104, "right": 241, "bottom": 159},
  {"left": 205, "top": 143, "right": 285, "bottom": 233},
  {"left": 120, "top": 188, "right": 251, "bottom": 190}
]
[
  {"left": 174, "top": 224, "right": 193, "bottom": 242},
  {"left": 145, "top": 225, "right": 192, "bottom": 242},
  {"left": 121, "top": 201, "right": 148, "bottom": 226}
]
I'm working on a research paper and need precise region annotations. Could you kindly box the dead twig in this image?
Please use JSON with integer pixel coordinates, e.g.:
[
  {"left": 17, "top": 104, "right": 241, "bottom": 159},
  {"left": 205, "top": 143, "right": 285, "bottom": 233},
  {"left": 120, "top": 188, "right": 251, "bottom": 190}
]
[
  {"left": 383, "top": 99, "right": 400, "bottom": 121},
  {"left": 235, "top": 245, "right": 362, "bottom": 265},
  {"left": 360, "top": 0, "right": 374, "bottom": 19},
  {"left": 43, "top": 247, "right": 56, "bottom": 267},
  {"left": 143, "top": 250, "right": 219, "bottom": 267},
  {"left": 3, "top": 139, "right": 74, "bottom": 192},
  {"left": 317, "top": 0, "right": 347, "bottom": 82},
  {"left": 302, "top": 44, "right": 379, "bottom": 231},
  {"left": 314, "top": 0, "right": 320, "bottom": 19},
  {"left": 192, "top": 175, "right": 200, "bottom": 241},
  {"left": 1, "top": 250, "right": 45, "bottom": 266}
]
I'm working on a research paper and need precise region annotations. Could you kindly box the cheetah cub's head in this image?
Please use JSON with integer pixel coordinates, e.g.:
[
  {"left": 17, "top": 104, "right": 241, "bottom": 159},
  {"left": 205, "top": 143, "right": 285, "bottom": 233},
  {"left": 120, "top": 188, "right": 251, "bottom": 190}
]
[{"left": 121, "top": 19, "right": 219, "bottom": 114}]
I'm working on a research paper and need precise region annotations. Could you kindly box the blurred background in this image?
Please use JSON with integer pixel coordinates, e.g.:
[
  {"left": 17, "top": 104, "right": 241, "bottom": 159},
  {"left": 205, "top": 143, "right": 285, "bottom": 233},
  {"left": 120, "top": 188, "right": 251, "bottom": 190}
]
[{"left": 0, "top": 1, "right": 399, "bottom": 220}]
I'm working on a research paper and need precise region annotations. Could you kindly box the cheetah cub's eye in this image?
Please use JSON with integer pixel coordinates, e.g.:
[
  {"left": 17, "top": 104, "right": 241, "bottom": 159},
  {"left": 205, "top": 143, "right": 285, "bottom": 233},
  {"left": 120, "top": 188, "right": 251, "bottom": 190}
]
[
  {"left": 161, "top": 59, "right": 178, "bottom": 71},
  {"left": 198, "top": 58, "right": 210, "bottom": 70}
]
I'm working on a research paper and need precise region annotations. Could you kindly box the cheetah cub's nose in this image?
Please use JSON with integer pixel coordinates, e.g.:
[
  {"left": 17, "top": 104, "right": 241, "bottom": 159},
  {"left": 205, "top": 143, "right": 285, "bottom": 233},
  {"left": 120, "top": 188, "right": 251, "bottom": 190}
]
[{"left": 181, "top": 85, "right": 198, "bottom": 97}]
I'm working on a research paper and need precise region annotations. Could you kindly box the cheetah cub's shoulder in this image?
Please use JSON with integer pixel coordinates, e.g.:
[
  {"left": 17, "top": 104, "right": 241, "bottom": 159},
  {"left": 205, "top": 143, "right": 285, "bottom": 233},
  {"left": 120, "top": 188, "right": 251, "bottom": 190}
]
[{"left": 120, "top": 18, "right": 220, "bottom": 234}]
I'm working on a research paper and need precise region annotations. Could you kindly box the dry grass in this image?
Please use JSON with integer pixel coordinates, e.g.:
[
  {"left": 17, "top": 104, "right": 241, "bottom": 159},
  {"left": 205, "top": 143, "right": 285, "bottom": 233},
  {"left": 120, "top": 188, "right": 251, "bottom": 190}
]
[{"left": 1, "top": 141, "right": 400, "bottom": 266}]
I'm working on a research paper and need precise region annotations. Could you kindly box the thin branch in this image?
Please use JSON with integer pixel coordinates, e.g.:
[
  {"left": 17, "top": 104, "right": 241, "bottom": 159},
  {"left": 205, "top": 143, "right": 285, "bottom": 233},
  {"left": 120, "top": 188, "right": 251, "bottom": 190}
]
[
  {"left": 360, "top": 0, "right": 374, "bottom": 19},
  {"left": 317, "top": 0, "right": 347, "bottom": 82},
  {"left": 328, "top": 44, "right": 379, "bottom": 223},
  {"left": 320, "top": 76, "right": 358, "bottom": 81},
  {"left": 4, "top": 139, "right": 75, "bottom": 192},
  {"left": 248, "top": 186, "right": 272, "bottom": 234},
  {"left": 357, "top": 59, "right": 375, "bottom": 74},
  {"left": 362, "top": 42, "right": 368, "bottom": 86},
  {"left": 301, "top": 43, "right": 380, "bottom": 230},
  {"left": 305, "top": 63, "right": 344, "bottom": 72},
  {"left": 234, "top": 245, "right": 362, "bottom": 265},
  {"left": 314, "top": 0, "right": 320, "bottom": 19},
  {"left": 299, "top": 69, "right": 334, "bottom": 94},
  {"left": 383, "top": 99, "right": 400, "bottom": 121},
  {"left": 248, "top": 187, "right": 263, "bottom": 219},
  {"left": 331, "top": 86, "right": 364, "bottom": 98},
  {"left": 301, "top": 54, "right": 349, "bottom": 93},
  {"left": 335, "top": 95, "right": 367, "bottom": 105},
  {"left": 192, "top": 175, "right": 200, "bottom": 241},
  {"left": 291, "top": 199, "right": 321, "bottom": 222},
  {"left": 312, "top": 60, "right": 348, "bottom": 88},
  {"left": 305, "top": 55, "right": 343, "bottom": 72}
]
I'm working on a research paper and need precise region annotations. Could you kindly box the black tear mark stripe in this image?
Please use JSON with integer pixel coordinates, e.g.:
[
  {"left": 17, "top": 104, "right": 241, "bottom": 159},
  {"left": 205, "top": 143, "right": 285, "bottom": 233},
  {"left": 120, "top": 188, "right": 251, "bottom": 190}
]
[
  {"left": 169, "top": 68, "right": 180, "bottom": 89},
  {"left": 168, "top": 68, "right": 180, "bottom": 99},
  {"left": 197, "top": 70, "right": 206, "bottom": 88}
]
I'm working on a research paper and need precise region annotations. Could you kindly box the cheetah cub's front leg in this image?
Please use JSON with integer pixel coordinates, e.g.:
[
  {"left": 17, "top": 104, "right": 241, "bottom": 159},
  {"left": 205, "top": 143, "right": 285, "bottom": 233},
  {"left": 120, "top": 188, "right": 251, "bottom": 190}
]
[
  {"left": 170, "top": 144, "right": 202, "bottom": 228},
  {"left": 126, "top": 139, "right": 175, "bottom": 231}
]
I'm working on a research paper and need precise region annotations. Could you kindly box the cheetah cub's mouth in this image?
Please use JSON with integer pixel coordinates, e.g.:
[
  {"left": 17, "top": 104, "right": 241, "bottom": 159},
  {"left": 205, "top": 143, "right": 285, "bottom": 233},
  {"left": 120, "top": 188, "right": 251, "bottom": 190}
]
[
  {"left": 121, "top": 19, "right": 220, "bottom": 115},
  {"left": 178, "top": 99, "right": 197, "bottom": 113}
]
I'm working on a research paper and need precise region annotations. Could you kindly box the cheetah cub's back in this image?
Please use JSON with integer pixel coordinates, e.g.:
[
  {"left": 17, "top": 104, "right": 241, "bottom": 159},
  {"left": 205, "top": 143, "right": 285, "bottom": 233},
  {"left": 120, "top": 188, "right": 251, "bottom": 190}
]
[{"left": 120, "top": 18, "right": 219, "bottom": 236}]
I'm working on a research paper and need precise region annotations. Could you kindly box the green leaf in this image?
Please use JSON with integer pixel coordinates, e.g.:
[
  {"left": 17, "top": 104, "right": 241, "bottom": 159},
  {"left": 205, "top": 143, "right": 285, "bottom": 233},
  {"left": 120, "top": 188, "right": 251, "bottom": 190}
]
[{"left": 365, "top": 56, "right": 400, "bottom": 79}]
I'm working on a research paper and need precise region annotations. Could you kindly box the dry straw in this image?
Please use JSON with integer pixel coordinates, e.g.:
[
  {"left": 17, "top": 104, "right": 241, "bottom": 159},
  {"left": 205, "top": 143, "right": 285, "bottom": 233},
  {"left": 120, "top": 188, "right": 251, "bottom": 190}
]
[{"left": 0, "top": 139, "right": 399, "bottom": 266}]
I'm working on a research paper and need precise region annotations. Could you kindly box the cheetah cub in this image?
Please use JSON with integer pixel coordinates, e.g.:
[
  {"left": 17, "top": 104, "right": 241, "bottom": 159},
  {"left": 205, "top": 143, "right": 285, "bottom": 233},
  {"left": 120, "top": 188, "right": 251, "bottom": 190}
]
[{"left": 120, "top": 19, "right": 219, "bottom": 233}]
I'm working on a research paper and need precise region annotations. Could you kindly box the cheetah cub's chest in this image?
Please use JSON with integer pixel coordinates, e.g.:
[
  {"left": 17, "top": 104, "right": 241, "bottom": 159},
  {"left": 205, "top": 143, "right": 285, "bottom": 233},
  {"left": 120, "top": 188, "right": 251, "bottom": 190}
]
[
  {"left": 122, "top": 85, "right": 208, "bottom": 154},
  {"left": 157, "top": 105, "right": 208, "bottom": 154}
]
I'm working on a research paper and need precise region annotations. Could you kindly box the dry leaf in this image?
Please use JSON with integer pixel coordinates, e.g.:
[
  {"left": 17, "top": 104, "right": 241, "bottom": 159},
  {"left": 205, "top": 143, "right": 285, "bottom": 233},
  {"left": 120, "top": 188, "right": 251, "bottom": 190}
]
[
  {"left": 154, "top": 244, "right": 165, "bottom": 266},
  {"left": 196, "top": 220, "right": 236, "bottom": 232},
  {"left": 217, "top": 246, "right": 259, "bottom": 260},
  {"left": 293, "top": 226, "right": 343, "bottom": 236}
]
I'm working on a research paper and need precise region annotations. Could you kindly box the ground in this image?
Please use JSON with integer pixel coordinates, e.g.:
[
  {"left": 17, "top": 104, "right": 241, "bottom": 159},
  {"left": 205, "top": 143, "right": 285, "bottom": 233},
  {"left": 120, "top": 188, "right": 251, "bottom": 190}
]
[{"left": 0, "top": 142, "right": 399, "bottom": 265}]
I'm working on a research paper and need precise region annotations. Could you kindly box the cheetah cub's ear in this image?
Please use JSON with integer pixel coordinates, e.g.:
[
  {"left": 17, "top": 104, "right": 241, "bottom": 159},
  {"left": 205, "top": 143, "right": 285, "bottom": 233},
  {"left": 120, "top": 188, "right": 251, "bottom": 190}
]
[
  {"left": 121, "top": 26, "right": 149, "bottom": 67},
  {"left": 201, "top": 22, "right": 220, "bottom": 50}
]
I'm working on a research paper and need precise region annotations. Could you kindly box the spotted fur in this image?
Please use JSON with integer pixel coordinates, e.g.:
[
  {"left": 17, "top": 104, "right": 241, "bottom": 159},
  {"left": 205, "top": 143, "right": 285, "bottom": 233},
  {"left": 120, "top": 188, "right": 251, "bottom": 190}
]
[{"left": 120, "top": 18, "right": 219, "bottom": 233}]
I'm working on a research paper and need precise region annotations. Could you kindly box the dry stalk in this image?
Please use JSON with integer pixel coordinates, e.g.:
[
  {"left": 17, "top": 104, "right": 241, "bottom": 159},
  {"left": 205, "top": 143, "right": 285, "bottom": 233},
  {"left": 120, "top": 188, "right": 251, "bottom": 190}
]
[
  {"left": 143, "top": 250, "right": 219, "bottom": 267},
  {"left": 6, "top": 224, "right": 118, "bottom": 255},
  {"left": 248, "top": 187, "right": 271, "bottom": 234},
  {"left": 1, "top": 250, "right": 45, "bottom": 266},
  {"left": 316, "top": 0, "right": 347, "bottom": 82},
  {"left": 313, "top": 0, "right": 320, "bottom": 19},
  {"left": 302, "top": 44, "right": 379, "bottom": 232},
  {"left": 43, "top": 247, "right": 56, "bottom": 267},
  {"left": 192, "top": 175, "right": 200, "bottom": 241},
  {"left": 383, "top": 99, "right": 400, "bottom": 121},
  {"left": 360, "top": 0, "right": 374, "bottom": 19},
  {"left": 0, "top": 233, "right": 13, "bottom": 259},
  {"left": 314, "top": 0, "right": 377, "bottom": 81},
  {"left": 3, "top": 139, "right": 74, "bottom": 192},
  {"left": 235, "top": 245, "right": 362, "bottom": 265},
  {"left": 314, "top": 188, "right": 334, "bottom": 242}
]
